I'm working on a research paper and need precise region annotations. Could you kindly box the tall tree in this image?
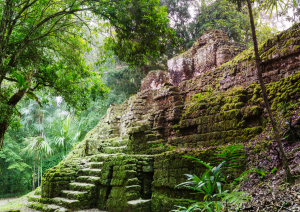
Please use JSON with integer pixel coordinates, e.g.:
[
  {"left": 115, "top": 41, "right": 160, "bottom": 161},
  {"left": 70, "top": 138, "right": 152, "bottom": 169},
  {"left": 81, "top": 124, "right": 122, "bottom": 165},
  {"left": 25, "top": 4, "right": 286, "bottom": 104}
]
[
  {"left": 160, "top": 0, "right": 195, "bottom": 52},
  {"left": 243, "top": 0, "right": 293, "bottom": 183},
  {"left": 23, "top": 136, "right": 52, "bottom": 190},
  {"left": 0, "top": 0, "right": 176, "bottom": 150},
  {"left": 191, "top": 0, "right": 254, "bottom": 46}
]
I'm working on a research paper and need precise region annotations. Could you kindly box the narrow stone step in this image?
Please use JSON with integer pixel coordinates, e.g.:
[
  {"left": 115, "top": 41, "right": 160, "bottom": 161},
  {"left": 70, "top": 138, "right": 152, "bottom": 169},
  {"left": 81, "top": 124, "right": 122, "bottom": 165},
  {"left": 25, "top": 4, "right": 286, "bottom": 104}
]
[
  {"left": 69, "top": 182, "right": 96, "bottom": 191},
  {"left": 111, "top": 139, "right": 128, "bottom": 147},
  {"left": 27, "top": 202, "right": 46, "bottom": 211},
  {"left": 91, "top": 153, "right": 122, "bottom": 162},
  {"left": 87, "top": 162, "right": 104, "bottom": 169},
  {"left": 28, "top": 195, "right": 41, "bottom": 202},
  {"left": 125, "top": 185, "right": 141, "bottom": 193},
  {"left": 127, "top": 199, "right": 151, "bottom": 211},
  {"left": 125, "top": 191, "right": 140, "bottom": 201},
  {"left": 43, "top": 204, "right": 69, "bottom": 212},
  {"left": 104, "top": 146, "right": 127, "bottom": 154},
  {"left": 76, "top": 176, "right": 101, "bottom": 184},
  {"left": 61, "top": 190, "right": 89, "bottom": 201},
  {"left": 53, "top": 197, "right": 79, "bottom": 209},
  {"left": 81, "top": 168, "right": 102, "bottom": 177}
]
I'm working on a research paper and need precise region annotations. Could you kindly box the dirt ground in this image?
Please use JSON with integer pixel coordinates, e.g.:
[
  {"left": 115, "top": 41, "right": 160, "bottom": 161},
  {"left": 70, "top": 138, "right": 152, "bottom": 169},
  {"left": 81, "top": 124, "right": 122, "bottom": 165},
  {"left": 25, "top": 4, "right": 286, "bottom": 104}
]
[
  {"left": 0, "top": 195, "right": 107, "bottom": 212},
  {"left": 0, "top": 193, "right": 40, "bottom": 212},
  {"left": 0, "top": 197, "right": 19, "bottom": 206}
]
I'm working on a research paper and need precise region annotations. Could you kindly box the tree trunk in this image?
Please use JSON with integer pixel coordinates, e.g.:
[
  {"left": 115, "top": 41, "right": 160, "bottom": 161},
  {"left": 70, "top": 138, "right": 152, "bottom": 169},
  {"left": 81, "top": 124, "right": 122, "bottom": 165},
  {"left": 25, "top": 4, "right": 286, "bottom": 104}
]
[
  {"left": 41, "top": 158, "right": 43, "bottom": 185},
  {"left": 142, "top": 65, "right": 148, "bottom": 76},
  {"left": 246, "top": 0, "right": 294, "bottom": 183},
  {"left": 33, "top": 157, "right": 36, "bottom": 191},
  {"left": 37, "top": 157, "right": 39, "bottom": 187},
  {"left": 0, "top": 122, "right": 9, "bottom": 150},
  {"left": 0, "top": 71, "right": 33, "bottom": 151}
]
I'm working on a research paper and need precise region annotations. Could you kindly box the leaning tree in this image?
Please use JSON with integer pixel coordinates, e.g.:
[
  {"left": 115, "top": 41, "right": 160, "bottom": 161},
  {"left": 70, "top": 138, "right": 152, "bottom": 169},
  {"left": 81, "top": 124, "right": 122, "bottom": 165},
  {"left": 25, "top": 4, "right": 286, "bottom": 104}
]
[{"left": 230, "top": 0, "right": 293, "bottom": 183}]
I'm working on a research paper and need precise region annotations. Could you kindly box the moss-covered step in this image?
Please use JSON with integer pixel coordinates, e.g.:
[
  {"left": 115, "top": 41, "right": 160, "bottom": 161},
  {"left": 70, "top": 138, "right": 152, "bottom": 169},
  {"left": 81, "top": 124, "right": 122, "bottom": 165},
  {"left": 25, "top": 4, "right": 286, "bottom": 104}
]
[
  {"left": 35, "top": 187, "right": 42, "bottom": 195},
  {"left": 125, "top": 199, "right": 151, "bottom": 212},
  {"left": 76, "top": 176, "right": 101, "bottom": 184},
  {"left": 61, "top": 190, "right": 90, "bottom": 201},
  {"left": 103, "top": 146, "right": 127, "bottom": 154},
  {"left": 89, "top": 153, "right": 123, "bottom": 162},
  {"left": 43, "top": 204, "right": 69, "bottom": 212},
  {"left": 27, "top": 202, "right": 46, "bottom": 211},
  {"left": 87, "top": 162, "right": 104, "bottom": 169},
  {"left": 81, "top": 168, "right": 102, "bottom": 177},
  {"left": 52, "top": 197, "right": 79, "bottom": 209},
  {"left": 28, "top": 195, "right": 41, "bottom": 202},
  {"left": 69, "top": 182, "right": 96, "bottom": 192},
  {"left": 125, "top": 185, "right": 141, "bottom": 195}
]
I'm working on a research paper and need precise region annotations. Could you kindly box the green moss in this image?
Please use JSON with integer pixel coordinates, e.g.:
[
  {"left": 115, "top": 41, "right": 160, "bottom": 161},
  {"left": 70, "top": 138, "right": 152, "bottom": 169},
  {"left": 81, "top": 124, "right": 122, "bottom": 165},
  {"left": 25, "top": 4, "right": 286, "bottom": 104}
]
[
  {"left": 243, "top": 127, "right": 263, "bottom": 136},
  {"left": 242, "top": 106, "right": 263, "bottom": 118},
  {"left": 222, "top": 109, "right": 241, "bottom": 120},
  {"left": 28, "top": 202, "right": 45, "bottom": 211}
]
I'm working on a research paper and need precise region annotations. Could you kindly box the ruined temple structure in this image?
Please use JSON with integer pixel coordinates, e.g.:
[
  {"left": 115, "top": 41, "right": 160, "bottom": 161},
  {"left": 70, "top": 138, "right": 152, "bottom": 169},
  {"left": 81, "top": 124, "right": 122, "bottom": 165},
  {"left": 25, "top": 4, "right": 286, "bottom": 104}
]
[{"left": 28, "top": 27, "right": 300, "bottom": 211}]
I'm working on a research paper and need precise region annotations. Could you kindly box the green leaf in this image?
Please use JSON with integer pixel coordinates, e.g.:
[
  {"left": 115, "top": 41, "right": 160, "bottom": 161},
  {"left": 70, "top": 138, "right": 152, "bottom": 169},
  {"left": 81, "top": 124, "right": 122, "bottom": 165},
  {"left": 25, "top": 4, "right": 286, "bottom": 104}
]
[
  {"left": 12, "top": 72, "right": 25, "bottom": 88},
  {"left": 26, "top": 91, "right": 43, "bottom": 107}
]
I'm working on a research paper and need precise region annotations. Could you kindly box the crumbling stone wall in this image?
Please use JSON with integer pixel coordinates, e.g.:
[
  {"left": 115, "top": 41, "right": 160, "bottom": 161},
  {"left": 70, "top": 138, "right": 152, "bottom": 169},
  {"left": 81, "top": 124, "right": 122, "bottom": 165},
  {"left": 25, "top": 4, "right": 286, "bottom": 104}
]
[
  {"left": 140, "top": 70, "right": 171, "bottom": 91},
  {"left": 178, "top": 25, "right": 300, "bottom": 101},
  {"left": 167, "top": 29, "right": 246, "bottom": 86},
  {"left": 37, "top": 25, "right": 300, "bottom": 212}
]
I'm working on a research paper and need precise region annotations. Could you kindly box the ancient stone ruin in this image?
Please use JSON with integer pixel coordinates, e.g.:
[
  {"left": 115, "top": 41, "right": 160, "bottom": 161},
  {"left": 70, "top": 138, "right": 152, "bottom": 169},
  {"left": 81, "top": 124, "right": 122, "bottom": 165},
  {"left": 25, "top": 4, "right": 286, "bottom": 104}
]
[
  {"left": 28, "top": 27, "right": 300, "bottom": 211},
  {"left": 167, "top": 29, "right": 246, "bottom": 86}
]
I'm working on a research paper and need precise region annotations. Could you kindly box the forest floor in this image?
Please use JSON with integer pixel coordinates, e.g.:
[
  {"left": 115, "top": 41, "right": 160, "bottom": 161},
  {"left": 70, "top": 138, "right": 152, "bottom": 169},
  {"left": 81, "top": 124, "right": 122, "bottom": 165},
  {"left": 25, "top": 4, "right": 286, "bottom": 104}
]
[
  {"left": 0, "top": 191, "right": 38, "bottom": 212},
  {"left": 0, "top": 197, "right": 19, "bottom": 206},
  {"left": 0, "top": 192, "right": 107, "bottom": 212}
]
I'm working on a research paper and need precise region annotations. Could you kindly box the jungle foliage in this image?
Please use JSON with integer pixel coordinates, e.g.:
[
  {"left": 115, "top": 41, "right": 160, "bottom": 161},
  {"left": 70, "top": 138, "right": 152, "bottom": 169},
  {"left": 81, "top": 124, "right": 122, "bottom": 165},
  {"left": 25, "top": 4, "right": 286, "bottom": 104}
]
[
  {"left": 0, "top": 0, "right": 176, "bottom": 150},
  {"left": 173, "top": 151, "right": 251, "bottom": 212},
  {"left": 0, "top": 0, "right": 292, "bottom": 198},
  {"left": 0, "top": 59, "right": 144, "bottom": 197}
]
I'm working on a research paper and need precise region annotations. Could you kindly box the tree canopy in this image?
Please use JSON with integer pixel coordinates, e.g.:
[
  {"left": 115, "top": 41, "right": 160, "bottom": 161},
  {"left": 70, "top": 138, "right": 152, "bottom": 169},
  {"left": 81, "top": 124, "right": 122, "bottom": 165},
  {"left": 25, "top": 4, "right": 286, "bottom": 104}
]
[{"left": 0, "top": 0, "right": 176, "bottom": 150}]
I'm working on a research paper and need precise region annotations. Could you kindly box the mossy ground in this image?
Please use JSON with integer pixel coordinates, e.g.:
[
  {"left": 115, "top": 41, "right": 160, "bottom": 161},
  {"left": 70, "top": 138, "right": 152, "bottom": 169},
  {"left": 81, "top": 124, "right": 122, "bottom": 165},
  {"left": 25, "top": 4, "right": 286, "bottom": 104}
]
[{"left": 0, "top": 191, "right": 35, "bottom": 212}]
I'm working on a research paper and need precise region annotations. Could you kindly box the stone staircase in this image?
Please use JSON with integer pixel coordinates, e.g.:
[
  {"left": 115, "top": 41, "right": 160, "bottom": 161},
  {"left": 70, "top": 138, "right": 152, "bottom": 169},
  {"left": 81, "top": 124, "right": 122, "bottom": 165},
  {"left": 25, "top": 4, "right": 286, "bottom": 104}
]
[
  {"left": 28, "top": 136, "right": 153, "bottom": 212},
  {"left": 52, "top": 160, "right": 103, "bottom": 209},
  {"left": 28, "top": 160, "right": 103, "bottom": 211}
]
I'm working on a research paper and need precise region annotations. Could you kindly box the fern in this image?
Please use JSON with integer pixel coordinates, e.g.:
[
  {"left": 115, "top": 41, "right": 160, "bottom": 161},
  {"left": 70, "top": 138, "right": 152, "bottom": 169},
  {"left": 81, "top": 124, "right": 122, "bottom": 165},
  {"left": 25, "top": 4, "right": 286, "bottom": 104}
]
[
  {"left": 172, "top": 204, "right": 201, "bottom": 212},
  {"left": 222, "top": 191, "right": 251, "bottom": 208},
  {"left": 233, "top": 168, "right": 268, "bottom": 185},
  {"left": 213, "top": 144, "right": 245, "bottom": 174}
]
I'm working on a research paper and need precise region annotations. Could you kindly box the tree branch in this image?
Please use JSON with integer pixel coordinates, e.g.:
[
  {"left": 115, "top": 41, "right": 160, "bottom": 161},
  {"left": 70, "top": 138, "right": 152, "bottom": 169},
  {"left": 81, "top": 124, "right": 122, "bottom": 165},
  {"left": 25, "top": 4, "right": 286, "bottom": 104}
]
[{"left": 4, "top": 77, "right": 18, "bottom": 83}]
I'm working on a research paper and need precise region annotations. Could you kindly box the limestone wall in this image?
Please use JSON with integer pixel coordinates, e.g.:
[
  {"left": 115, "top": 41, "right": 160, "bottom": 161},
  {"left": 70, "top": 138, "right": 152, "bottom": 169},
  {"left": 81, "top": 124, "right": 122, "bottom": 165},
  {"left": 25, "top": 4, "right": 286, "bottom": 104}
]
[
  {"left": 167, "top": 29, "right": 246, "bottom": 86},
  {"left": 38, "top": 25, "right": 300, "bottom": 212}
]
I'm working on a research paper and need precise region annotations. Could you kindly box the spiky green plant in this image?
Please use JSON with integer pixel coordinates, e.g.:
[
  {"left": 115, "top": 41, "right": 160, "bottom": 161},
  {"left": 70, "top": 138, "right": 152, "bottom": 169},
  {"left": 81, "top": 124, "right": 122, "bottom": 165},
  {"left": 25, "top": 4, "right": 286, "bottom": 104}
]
[
  {"left": 174, "top": 156, "right": 251, "bottom": 212},
  {"left": 176, "top": 156, "right": 225, "bottom": 200}
]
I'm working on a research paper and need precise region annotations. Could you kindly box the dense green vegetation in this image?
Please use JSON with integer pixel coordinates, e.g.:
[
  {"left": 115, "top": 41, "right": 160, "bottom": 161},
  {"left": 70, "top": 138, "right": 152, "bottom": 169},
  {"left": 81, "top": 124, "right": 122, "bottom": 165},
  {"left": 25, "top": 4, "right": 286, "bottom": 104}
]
[
  {"left": 0, "top": 0, "right": 294, "bottom": 200},
  {"left": 0, "top": 59, "right": 144, "bottom": 197},
  {"left": 0, "top": 0, "right": 176, "bottom": 149}
]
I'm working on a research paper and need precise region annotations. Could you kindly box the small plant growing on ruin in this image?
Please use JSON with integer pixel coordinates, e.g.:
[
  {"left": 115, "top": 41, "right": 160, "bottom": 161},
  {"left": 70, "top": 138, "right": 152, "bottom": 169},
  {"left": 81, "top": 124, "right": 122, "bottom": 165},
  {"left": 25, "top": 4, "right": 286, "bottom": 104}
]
[
  {"left": 173, "top": 156, "right": 251, "bottom": 212},
  {"left": 175, "top": 156, "right": 225, "bottom": 200},
  {"left": 213, "top": 144, "right": 245, "bottom": 178},
  {"left": 172, "top": 124, "right": 178, "bottom": 129}
]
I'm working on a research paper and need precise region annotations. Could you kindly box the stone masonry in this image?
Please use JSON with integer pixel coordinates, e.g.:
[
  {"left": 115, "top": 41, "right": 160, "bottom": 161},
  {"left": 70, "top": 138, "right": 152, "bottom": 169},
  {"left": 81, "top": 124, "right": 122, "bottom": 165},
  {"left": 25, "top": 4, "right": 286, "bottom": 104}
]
[{"left": 28, "top": 25, "right": 300, "bottom": 212}]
